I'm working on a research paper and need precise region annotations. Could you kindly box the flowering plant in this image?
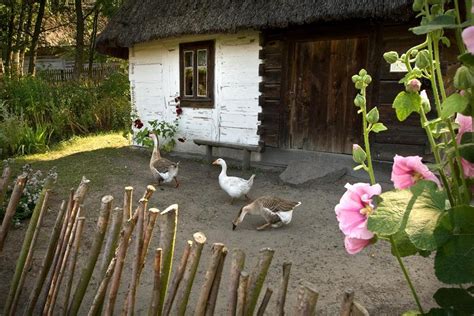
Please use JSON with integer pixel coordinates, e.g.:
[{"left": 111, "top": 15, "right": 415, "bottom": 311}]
[
  {"left": 0, "top": 164, "right": 57, "bottom": 226},
  {"left": 132, "top": 96, "right": 185, "bottom": 153},
  {"left": 335, "top": 1, "right": 474, "bottom": 314}
]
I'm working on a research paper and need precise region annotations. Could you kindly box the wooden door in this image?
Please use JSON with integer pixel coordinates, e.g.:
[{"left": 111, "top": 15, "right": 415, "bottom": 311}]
[{"left": 286, "top": 37, "right": 368, "bottom": 153}]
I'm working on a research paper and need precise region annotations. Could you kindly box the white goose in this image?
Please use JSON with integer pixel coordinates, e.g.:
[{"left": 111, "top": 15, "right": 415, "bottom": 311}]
[
  {"left": 212, "top": 158, "right": 255, "bottom": 204},
  {"left": 232, "top": 196, "right": 301, "bottom": 230}
]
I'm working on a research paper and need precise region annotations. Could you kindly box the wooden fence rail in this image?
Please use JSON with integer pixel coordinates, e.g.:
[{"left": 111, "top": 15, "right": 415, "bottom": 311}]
[{"left": 37, "top": 64, "right": 121, "bottom": 82}]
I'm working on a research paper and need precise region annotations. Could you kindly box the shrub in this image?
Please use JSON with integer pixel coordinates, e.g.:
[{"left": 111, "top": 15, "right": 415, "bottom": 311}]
[{"left": 0, "top": 69, "right": 131, "bottom": 158}]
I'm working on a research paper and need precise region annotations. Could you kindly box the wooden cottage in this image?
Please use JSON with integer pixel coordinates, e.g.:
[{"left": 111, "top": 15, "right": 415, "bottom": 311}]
[{"left": 97, "top": 0, "right": 427, "bottom": 164}]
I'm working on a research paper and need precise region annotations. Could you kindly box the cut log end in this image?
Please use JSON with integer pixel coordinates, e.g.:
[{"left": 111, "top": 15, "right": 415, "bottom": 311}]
[
  {"left": 101, "top": 195, "right": 114, "bottom": 204},
  {"left": 160, "top": 204, "right": 178, "bottom": 215},
  {"left": 193, "top": 232, "right": 207, "bottom": 244}
]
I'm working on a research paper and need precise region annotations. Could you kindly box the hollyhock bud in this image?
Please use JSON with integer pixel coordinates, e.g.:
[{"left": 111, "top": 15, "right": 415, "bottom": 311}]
[
  {"left": 354, "top": 94, "right": 366, "bottom": 108},
  {"left": 352, "top": 144, "right": 367, "bottom": 164},
  {"left": 391, "top": 155, "right": 441, "bottom": 189},
  {"left": 415, "top": 50, "right": 430, "bottom": 69},
  {"left": 366, "top": 107, "right": 379, "bottom": 124},
  {"left": 454, "top": 66, "right": 474, "bottom": 90},
  {"left": 412, "top": 0, "right": 424, "bottom": 11},
  {"left": 383, "top": 51, "right": 399, "bottom": 64},
  {"left": 406, "top": 79, "right": 421, "bottom": 93}
]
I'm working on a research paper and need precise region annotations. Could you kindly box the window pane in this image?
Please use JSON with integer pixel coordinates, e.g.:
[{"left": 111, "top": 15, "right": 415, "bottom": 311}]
[
  {"left": 185, "top": 68, "right": 193, "bottom": 96},
  {"left": 198, "top": 67, "right": 207, "bottom": 97},
  {"left": 197, "top": 49, "right": 207, "bottom": 66},
  {"left": 184, "top": 51, "right": 193, "bottom": 67}
]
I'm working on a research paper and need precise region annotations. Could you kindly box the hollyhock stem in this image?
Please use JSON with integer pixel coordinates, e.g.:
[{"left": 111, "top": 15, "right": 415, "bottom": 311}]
[
  {"left": 431, "top": 34, "right": 470, "bottom": 203},
  {"left": 454, "top": 0, "right": 467, "bottom": 54},
  {"left": 390, "top": 236, "right": 425, "bottom": 314},
  {"left": 360, "top": 88, "right": 376, "bottom": 185}
]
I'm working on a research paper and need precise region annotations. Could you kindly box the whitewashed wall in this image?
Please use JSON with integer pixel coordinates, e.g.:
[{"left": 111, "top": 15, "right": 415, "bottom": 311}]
[{"left": 129, "top": 30, "right": 261, "bottom": 158}]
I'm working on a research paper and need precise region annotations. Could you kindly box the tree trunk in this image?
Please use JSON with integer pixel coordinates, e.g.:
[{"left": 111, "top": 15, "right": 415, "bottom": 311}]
[
  {"left": 74, "top": 0, "right": 85, "bottom": 79},
  {"left": 28, "top": 0, "right": 46, "bottom": 75},
  {"left": 88, "top": 8, "right": 100, "bottom": 77},
  {"left": 5, "top": 2, "right": 16, "bottom": 76}
]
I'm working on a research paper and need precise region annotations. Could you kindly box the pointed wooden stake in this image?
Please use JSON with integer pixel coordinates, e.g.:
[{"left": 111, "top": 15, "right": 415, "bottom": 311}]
[
  {"left": 0, "top": 174, "right": 27, "bottom": 252},
  {"left": 162, "top": 240, "right": 192, "bottom": 315},
  {"left": 293, "top": 282, "right": 319, "bottom": 316},
  {"left": 68, "top": 195, "right": 113, "bottom": 315},
  {"left": 245, "top": 248, "right": 275, "bottom": 315},
  {"left": 8, "top": 190, "right": 51, "bottom": 316},
  {"left": 174, "top": 232, "right": 207, "bottom": 316},
  {"left": 256, "top": 287, "right": 273, "bottom": 316},
  {"left": 236, "top": 271, "right": 249, "bottom": 316},
  {"left": 24, "top": 200, "right": 66, "bottom": 316},
  {"left": 123, "top": 186, "right": 134, "bottom": 221},
  {"left": 339, "top": 289, "right": 354, "bottom": 316},
  {"left": 275, "top": 262, "right": 292, "bottom": 316},
  {"left": 148, "top": 248, "right": 163, "bottom": 316},
  {"left": 99, "top": 207, "right": 123, "bottom": 278},
  {"left": 0, "top": 165, "right": 12, "bottom": 209},
  {"left": 62, "top": 216, "right": 86, "bottom": 311},
  {"left": 205, "top": 246, "right": 228, "bottom": 316},
  {"left": 227, "top": 249, "right": 245, "bottom": 316},
  {"left": 195, "top": 243, "right": 225, "bottom": 316},
  {"left": 157, "top": 204, "right": 178, "bottom": 315},
  {"left": 87, "top": 256, "right": 118, "bottom": 316}
]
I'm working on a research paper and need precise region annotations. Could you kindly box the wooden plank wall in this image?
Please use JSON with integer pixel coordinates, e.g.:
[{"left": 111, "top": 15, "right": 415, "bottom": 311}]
[
  {"left": 259, "top": 23, "right": 432, "bottom": 161},
  {"left": 257, "top": 35, "right": 285, "bottom": 147},
  {"left": 372, "top": 25, "right": 429, "bottom": 161}
]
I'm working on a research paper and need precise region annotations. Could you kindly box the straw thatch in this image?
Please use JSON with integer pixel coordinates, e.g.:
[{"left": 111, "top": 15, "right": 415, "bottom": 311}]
[{"left": 97, "top": 0, "right": 412, "bottom": 58}]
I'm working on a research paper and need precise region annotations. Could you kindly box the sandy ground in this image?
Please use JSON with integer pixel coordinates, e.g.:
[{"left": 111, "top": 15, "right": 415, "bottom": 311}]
[{"left": 0, "top": 147, "right": 440, "bottom": 315}]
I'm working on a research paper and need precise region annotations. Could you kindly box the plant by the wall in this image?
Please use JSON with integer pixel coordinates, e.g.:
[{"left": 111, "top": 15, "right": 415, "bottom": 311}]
[{"left": 335, "top": 1, "right": 474, "bottom": 314}]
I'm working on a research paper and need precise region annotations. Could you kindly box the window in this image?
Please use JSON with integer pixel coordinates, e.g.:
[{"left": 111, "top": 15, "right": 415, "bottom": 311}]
[{"left": 179, "top": 41, "right": 214, "bottom": 108}]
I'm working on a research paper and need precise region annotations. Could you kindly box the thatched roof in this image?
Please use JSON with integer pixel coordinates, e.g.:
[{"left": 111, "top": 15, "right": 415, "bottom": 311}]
[{"left": 97, "top": 0, "right": 412, "bottom": 58}]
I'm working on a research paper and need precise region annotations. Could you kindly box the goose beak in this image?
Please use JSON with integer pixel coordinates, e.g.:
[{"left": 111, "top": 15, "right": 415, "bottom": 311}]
[
  {"left": 232, "top": 223, "right": 237, "bottom": 230},
  {"left": 212, "top": 160, "right": 219, "bottom": 165}
]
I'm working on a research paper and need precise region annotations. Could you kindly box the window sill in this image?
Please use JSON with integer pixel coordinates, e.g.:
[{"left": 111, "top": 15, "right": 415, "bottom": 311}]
[{"left": 180, "top": 98, "right": 214, "bottom": 108}]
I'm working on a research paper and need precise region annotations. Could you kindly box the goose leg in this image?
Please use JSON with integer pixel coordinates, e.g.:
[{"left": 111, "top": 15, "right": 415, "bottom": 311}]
[
  {"left": 256, "top": 222, "right": 271, "bottom": 231},
  {"left": 174, "top": 177, "right": 180, "bottom": 188}
]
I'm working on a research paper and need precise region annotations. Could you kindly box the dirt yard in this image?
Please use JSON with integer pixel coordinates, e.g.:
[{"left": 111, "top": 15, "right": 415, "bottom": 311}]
[{"left": 0, "top": 146, "right": 440, "bottom": 315}]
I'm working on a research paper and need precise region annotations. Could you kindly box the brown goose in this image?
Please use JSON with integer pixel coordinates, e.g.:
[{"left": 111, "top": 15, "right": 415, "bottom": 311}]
[
  {"left": 232, "top": 196, "right": 301, "bottom": 231},
  {"left": 149, "top": 133, "right": 179, "bottom": 188}
]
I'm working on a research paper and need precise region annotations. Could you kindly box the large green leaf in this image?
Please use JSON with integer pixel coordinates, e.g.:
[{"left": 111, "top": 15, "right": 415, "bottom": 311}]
[
  {"left": 434, "top": 288, "right": 474, "bottom": 314},
  {"left": 405, "top": 185, "right": 448, "bottom": 251},
  {"left": 458, "top": 53, "right": 474, "bottom": 68},
  {"left": 410, "top": 15, "right": 457, "bottom": 35},
  {"left": 392, "top": 91, "right": 421, "bottom": 121},
  {"left": 459, "top": 132, "right": 474, "bottom": 163},
  {"left": 440, "top": 94, "right": 468, "bottom": 119},
  {"left": 367, "top": 189, "right": 412, "bottom": 235},
  {"left": 435, "top": 205, "right": 474, "bottom": 284},
  {"left": 391, "top": 229, "right": 419, "bottom": 257}
]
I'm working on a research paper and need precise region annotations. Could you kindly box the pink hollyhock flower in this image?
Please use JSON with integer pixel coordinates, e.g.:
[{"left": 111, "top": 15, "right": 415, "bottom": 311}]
[
  {"left": 462, "top": 26, "right": 474, "bottom": 54},
  {"left": 335, "top": 183, "right": 381, "bottom": 254},
  {"left": 344, "top": 237, "right": 372, "bottom": 255},
  {"left": 391, "top": 155, "right": 441, "bottom": 189},
  {"left": 455, "top": 113, "right": 474, "bottom": 178}
]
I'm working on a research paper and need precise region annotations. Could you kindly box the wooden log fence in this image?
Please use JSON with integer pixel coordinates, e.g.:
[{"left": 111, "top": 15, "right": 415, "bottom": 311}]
[{"left": 0, "top": 167, "right": 371, "bottom": 315}]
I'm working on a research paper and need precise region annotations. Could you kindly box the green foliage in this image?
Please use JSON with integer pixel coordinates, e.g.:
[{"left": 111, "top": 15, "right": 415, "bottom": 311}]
[
  {"left": 0, "top": 71, "right": 131, "bottom": 158},
  {"left": 392, "top": 91, "right": 421, "bottom": 121},
  {"left": 433, "top": 288, "right": 474, "bottom": 314},
  {"left": 440, "top": 94, "right": 468, "bottom": 119},
  {"left": 133, "top": 119, "right": 180, "bottom": 153},
  {"left": 459, "top": 132, "right": 474, "bottom": 163}
]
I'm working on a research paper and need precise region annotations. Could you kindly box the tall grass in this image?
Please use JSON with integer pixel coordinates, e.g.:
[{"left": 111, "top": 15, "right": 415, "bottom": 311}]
[{"left": 0, "top": 70, "right": 131, "bottom": 158}]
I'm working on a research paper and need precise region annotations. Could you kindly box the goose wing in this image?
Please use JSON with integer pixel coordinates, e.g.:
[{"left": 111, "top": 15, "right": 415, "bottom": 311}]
[
  {"left": 258, "top": 196, "right": 301, "bottom": 213},
  {"left": 152, "top": 158, "right": 176, "bottom": 173}
]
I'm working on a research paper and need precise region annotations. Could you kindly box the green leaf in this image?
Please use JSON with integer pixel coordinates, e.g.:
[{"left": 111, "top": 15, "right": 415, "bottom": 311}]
[
  {"left": 459, "top": 132, "right": 474, "bottom": 163},
  {"left": 368, "top": 190, "right": 412, "bottom": 236},
  {"left": 435, "top": 205, "right": 474, "bottom": 284},
  {"left": 441, "top": 93, "right": 468, "bottom": 119},
  {"left": 405, "top": 183, "right": 448, "bottom": 251},
  {"left": 434, "top": 288, "right": 474, "bottom": 314},
  {"left": 391, "top": 229, "right": 419, "bottom": 257},
  {"left": 458, "top": 52, "right": 474, "bottom": 68},
  {"left": 371, "top": 122, "right": 388, "bottom": 133},
  {"left": 410, "top": 14, "right": 457, "bottom": 35},
  {"left": 392, "top": 91, "right": 421, "bottom": 121}
]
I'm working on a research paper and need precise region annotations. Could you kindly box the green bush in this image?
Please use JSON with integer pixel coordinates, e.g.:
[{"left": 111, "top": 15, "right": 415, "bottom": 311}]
[{"left": 0, "top": 70, "right": 131, "bottom": 158}]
